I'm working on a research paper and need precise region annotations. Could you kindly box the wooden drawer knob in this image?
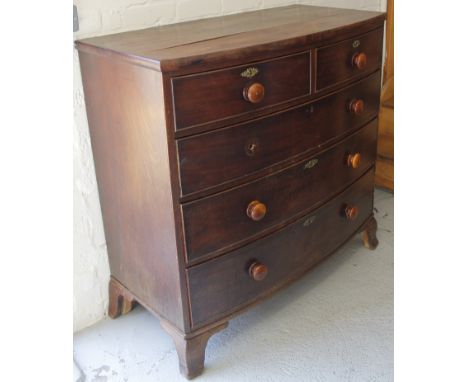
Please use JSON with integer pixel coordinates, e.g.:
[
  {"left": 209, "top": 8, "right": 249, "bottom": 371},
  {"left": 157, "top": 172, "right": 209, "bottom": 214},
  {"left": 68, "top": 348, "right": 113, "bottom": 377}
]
[
  {"left": 352, "top": 52, "right": 367, "bottom": 70},
  {"left": 246, "top": 200, "right": 267, "bottom": 221},
  {"left": 348, "top": 99, "right": 365, "bottom": 115},
  {"left": 344, "top": 205, "right": 359, "bottom": 221},
  {"left": 243, "top": 82, "right": 265, "bottom": 104},
  {"left": 249, "top": 262, "right": 268, "bottom": 281},
  {"left": 347, "top": 153, "right": 361, "bottom": 169}
]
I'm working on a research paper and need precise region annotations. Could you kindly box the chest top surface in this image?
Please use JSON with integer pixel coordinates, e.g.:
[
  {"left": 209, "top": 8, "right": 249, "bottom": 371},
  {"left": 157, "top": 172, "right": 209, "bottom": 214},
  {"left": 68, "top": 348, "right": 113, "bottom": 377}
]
[{"left": 75, "top": 5, "right": 385, "bottom": 73}]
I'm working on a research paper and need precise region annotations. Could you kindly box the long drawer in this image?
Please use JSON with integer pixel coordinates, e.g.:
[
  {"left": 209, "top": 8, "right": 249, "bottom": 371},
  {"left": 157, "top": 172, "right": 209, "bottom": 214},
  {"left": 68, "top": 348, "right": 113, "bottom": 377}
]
[
  {"left": 182, "top": 120, "right": 377, "bottom": 264},
  {"left": 172, "top": 51, "right": 311, "bottom": 131},
  {"left": 187, "top": 169, "right": 375, "bottom": 328},
  {"left": 177, "top": 72, "right": 380, "bottom": 196}
]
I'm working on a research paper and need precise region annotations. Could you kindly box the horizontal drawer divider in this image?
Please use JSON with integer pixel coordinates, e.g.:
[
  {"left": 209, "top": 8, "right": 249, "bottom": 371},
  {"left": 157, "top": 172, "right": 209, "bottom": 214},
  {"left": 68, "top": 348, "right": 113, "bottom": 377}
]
[
  {"left": 186, "top": 168, "right": 376, "bottom": 327},
  {"left": 184, "top": 165, "right": 375, "bottom": 267},
  {"left": 179, "top": 117, "right": 379, "bottom": 203},
  {"left": 179, "top": 116, "right": 378, "bottom": 204},
  {"left": 173, "top": 68, "right": 381, "bottom": 139},
  {"left": 182, "top": 120, "right": 377, "bottom": 265}
]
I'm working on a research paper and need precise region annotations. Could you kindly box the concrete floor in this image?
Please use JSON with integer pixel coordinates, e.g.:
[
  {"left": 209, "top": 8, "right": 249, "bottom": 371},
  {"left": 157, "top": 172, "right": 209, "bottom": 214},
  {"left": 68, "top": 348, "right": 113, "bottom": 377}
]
[{"left": 74, "top": 189, "right": 393, "bottom": 382}]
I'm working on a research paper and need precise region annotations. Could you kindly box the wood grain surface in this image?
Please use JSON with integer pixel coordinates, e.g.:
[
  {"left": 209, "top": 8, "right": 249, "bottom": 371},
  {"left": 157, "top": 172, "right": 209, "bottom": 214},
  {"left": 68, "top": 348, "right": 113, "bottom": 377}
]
[
  {"left": 316, "top": 27, "right": 383, "bottom": 90},
  {"left": 172, "top": 51, "right": 311, "bottom": 130},
  {"left": 78, "top": 51, "right": 190, "bottom": 331},
  {"left": 75, "top": 5, "right": 385, "bottom": 73},
  {"left": 77, "top": 5, "right": 385, "bottom": 377},
  {"left": 187, "top": 169, "right": 375, "bottom": 327},
  {"left": 182, "top": 120, "right": 378, "bottom": 265},
  {"left": 177, "top": 71, "right": 381, "bottom": 197}
]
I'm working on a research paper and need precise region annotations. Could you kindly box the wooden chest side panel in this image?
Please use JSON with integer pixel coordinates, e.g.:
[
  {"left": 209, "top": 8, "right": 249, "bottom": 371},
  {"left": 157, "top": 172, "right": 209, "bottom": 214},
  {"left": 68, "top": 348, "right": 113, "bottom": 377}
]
[{"left": 79, "top": 51, "right": 188, "bottom": 331}]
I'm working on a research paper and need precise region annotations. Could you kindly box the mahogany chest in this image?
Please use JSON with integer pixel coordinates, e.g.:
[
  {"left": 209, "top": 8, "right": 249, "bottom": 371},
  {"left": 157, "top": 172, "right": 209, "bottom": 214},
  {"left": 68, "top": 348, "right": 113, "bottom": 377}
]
[{"left": 76, "top": 5, "right": 385, "bottom": 379}]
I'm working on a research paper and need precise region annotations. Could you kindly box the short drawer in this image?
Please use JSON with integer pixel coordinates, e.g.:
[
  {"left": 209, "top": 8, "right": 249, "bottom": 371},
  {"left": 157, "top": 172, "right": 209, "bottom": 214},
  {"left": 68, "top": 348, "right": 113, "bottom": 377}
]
[
  {"left": 177, "top": 71, "right": 381, "bottom": 196},
  {"left": 316, "top": 28, "right": 383, "bottom": 91},
  {"left": 182, "top": 120, "right": 377, "bottom": 263},
  {"left": 187, "top": 169, "right": 375, "bottom": 327},
  {"left": 172, "top": 51, "right": 311, "bottom": 130}
]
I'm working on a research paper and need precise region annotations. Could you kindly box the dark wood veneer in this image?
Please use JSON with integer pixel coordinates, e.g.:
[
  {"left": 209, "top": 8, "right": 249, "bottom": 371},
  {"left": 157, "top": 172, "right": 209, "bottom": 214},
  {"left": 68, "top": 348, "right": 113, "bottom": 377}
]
[
  {"left": 316, "top": 27, "right": 384, "bottom": 91},
  {"left": 187, "top": 169, "right": 375, "bottom": 327},
  {"left": 172, "top": 51, "right": 311, "bottom": 130},
  {"left": 76, "top": 5, "right": 385, "bottom": 74},
  {"left": 76, "top": 5, "right": 385, "bottom": 379},
  {"left": 182, "top": 120, "right": 378, "bottom": 264},
  {"left": 78, "top": 51, "right": 189, "bottom": 330},
  {"left": 177, "top": 72, "right": 381, "bottom": 196}
]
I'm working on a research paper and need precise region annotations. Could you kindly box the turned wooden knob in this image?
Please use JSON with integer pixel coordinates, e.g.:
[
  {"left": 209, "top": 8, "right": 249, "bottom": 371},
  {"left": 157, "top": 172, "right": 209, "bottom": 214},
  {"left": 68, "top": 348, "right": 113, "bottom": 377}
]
[
  {"left": 347, "top": 153, "right": 361, "bottom": 169},
  {"left": 348, "top": 99, "right": 365, "bottom": 115},
  {"left": 246, "top": 200, "right": 267, "bottom": 221},
  {"left": 243, "top": 82, "right": 265, "bottom": 104},
  {"left": 352, "top": 52, "right": 367, "bottom": 70},
  {"left": 249, "top": 262, "right": 268, "bottom": 281},
  {"left": 344, "top": 205, "right": 359, "bottom": 221}
]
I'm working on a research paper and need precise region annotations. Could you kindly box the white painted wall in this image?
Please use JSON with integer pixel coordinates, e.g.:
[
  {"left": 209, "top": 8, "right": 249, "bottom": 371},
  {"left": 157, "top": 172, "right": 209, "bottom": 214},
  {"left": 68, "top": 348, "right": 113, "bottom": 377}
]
[{"left": 73, "top": 0, "right": 386, "bottom": 332}]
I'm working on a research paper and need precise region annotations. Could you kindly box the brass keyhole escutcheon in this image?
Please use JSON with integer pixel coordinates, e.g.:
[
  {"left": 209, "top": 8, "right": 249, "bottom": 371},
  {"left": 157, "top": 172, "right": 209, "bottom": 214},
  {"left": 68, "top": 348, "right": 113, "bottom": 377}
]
[
  {"left": 303, "top": 215, "right": 316, "bottom": 227},
  {"left": 241, "top": 67, "right": 259, "bottom": 79},
  {"left": 245, "top": 138, "right": 260, "bottom": 156},
  {"left": 303, "top": 158, "right": 319, "bottom": 170},
  {"left": 306, "top": 104, "right": 314, "bottom": 114}
]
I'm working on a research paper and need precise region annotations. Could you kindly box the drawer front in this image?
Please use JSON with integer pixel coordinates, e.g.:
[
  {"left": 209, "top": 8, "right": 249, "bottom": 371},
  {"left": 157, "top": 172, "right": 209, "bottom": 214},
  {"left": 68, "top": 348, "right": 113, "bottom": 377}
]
[
  {"left": 172, "top": 52, "right": 311, "bottom": 130},
  {"left": 316, "top": 28, "right": 383, "bottom": 91},
  {"left": 182, "top": 120, "right": 377, "bottom": 263},
  {"left": 178, "top": 72, "right": 381, "bottom": 196},
  {"left": 187, "top": 169, "right": 375, "bottom": 327}
]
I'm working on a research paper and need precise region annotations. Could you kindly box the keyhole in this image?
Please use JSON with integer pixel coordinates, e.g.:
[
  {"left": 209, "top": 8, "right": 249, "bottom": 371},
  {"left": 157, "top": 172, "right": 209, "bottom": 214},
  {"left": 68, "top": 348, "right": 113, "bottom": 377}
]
[{"left": 245, "top": 139, "right": 259, "bottom": 156}]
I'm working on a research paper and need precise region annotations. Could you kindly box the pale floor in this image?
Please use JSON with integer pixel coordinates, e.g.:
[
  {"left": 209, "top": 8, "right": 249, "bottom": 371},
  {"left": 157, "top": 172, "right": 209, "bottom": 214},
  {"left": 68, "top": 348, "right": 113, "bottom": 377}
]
[{"left": 74, "top": 189, "right": 393, "bottom": 382}]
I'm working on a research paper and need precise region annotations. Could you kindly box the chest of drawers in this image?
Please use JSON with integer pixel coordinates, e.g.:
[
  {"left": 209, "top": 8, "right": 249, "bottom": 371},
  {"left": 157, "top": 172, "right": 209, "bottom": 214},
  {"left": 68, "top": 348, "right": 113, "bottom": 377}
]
[{"left": 76, "top": 5, "right": 385, "bottom": 379}]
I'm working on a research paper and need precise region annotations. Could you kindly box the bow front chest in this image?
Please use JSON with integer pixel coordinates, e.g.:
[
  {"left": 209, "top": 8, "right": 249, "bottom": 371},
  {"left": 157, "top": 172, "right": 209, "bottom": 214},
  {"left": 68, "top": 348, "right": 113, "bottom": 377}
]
[{"left": 76, "top": 5, "right": 385, "bottom": 379}]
